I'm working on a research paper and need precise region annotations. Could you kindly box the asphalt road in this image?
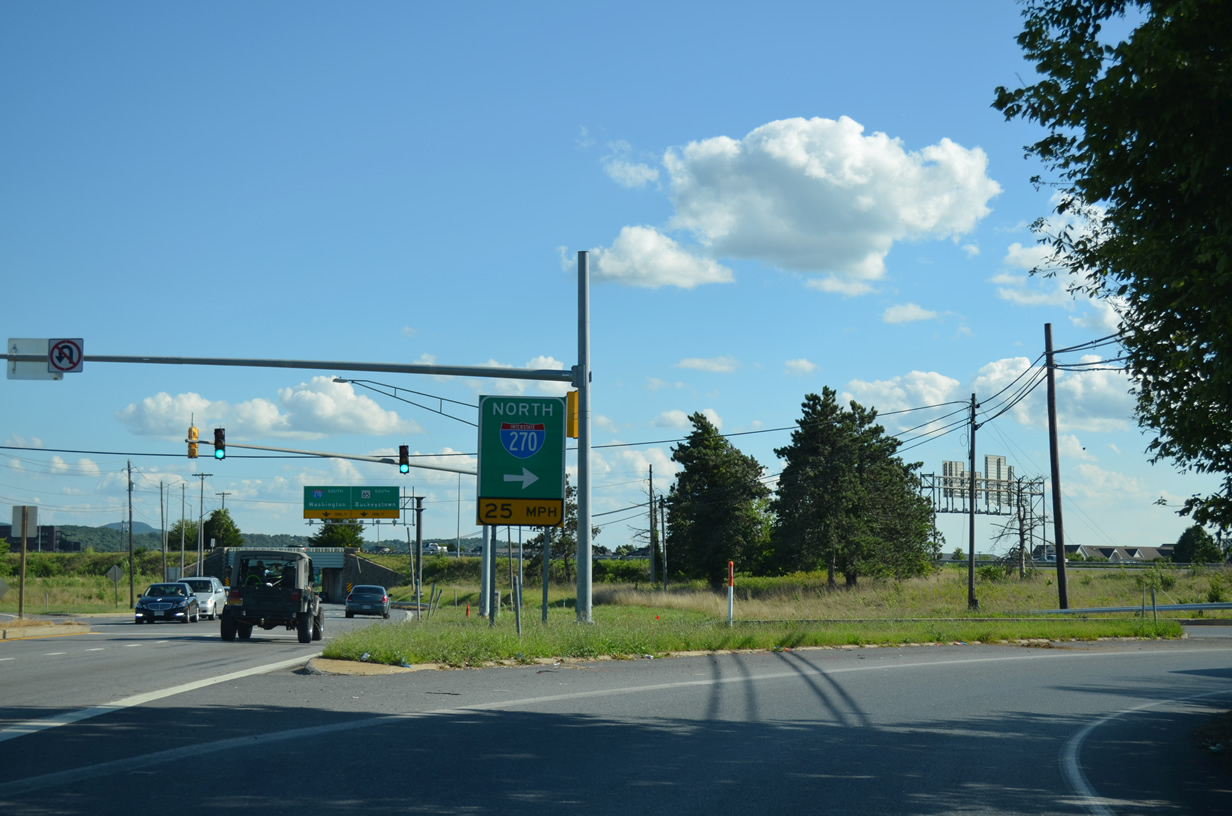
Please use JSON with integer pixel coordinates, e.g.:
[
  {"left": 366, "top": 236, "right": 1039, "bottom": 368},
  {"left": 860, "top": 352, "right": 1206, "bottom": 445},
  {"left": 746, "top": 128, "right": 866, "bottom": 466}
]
[{"left": 1, "top": 621, "right": 1230, "bottom": 815}]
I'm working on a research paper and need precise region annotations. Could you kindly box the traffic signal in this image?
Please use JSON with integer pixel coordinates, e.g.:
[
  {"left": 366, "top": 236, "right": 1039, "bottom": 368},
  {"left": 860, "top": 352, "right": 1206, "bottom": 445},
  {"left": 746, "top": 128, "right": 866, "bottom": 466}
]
[
  {"left": 188, "top": 425, "right": 199, "bottom": 459},
  {"left": 399, "top": 445, "right": 410, "bottom": 474},
  {"left": 214, "top": 428, "right": 226, "bottom": 460},
  {"left": 566, "top": 390, "right": 579, "bottom": 439}
]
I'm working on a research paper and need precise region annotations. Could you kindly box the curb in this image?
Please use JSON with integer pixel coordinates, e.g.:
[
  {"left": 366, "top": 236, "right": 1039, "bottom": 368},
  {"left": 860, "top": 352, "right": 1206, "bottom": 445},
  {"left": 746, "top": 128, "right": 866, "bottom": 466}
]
[
  {"left": 306, "top": 657, "right": 442, "bottom": 676},
  {"left": 0, "top": 624, "right": 93, "bottom": 640}
]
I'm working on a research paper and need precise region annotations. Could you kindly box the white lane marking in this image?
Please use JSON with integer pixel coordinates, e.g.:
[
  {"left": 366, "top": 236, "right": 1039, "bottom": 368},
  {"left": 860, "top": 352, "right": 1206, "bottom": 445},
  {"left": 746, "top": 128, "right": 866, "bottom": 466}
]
[
  {"left": 1062, "top": 688, "right": 1232, "bottom": 816},
  {"left": 123, "top": 643, "right": 141, "bottom": 647},
  {"left": 87, "top": 648, "right": 104, "bottom": 652},
  {"left": 0, "top": 658, "right": 14, "bottom": 662},
  {"left": 0, "top": 653, "right": 316, "bottom": 745},
  {"left": 42, "top": 652, "right": 67, "bottom": 656}
]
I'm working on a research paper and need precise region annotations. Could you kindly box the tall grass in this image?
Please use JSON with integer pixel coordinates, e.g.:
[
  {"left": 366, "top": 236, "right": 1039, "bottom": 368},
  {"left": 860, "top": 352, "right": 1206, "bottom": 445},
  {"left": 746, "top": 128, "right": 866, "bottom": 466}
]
[
  {"left": 322, "top": 567, "right": 1212, "bottom": 667},
  {"left": 322, "top": 604, "right": 1182, "bottom": 668}
]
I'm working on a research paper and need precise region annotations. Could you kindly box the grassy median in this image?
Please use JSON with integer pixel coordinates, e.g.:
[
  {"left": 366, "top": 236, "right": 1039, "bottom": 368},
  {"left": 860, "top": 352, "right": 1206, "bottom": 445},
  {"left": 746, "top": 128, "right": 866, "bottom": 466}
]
[{"left": 321, "top": 564, "right": 1220, "bottom": 667}]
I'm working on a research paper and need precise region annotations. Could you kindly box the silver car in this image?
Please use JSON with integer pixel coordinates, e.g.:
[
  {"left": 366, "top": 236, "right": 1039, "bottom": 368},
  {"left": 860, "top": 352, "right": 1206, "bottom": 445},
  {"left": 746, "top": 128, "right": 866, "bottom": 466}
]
[{"left": 182, "top": 576, "right": 228, "bottom": 620}]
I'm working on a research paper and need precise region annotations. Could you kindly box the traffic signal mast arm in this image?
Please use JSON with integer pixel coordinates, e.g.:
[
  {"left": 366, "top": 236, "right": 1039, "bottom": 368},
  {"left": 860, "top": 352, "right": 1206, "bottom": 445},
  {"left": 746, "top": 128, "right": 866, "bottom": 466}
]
[
  {"left": 3, "top": 351, "right": 576, "bottom": 383},
  {"left": 185, "top": 437, "right": 476, "bottom": 475}
]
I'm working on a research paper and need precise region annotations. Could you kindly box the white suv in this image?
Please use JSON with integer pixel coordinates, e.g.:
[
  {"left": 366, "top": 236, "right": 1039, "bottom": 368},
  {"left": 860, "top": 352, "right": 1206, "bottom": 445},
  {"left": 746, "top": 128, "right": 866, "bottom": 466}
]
[{"left": 182, "top": 576, "right": 228, "bottom": 620}]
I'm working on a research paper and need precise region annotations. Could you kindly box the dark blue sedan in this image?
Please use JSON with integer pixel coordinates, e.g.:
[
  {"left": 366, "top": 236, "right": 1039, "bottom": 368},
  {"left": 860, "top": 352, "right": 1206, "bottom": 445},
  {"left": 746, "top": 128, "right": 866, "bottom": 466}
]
[{"left": 134, "top": 582, "right": 200, "bottom": 624}]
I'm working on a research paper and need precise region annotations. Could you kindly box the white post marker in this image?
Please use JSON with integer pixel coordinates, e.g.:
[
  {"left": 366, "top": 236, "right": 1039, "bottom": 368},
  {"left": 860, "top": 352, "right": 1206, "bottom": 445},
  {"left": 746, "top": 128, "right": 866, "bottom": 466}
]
[{"left": 728, "top": 560, "right": 734, "bottom": 627}]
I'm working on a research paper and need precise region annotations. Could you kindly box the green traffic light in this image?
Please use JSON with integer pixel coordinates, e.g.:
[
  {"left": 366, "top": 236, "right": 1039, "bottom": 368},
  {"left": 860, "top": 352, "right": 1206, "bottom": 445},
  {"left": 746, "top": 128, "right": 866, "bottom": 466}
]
[
  {"left": 215, "top": 448, "right": 226, "bottom": 460},
  {"left": 399, "top": 463, "right": 409, "bottom": 473}
]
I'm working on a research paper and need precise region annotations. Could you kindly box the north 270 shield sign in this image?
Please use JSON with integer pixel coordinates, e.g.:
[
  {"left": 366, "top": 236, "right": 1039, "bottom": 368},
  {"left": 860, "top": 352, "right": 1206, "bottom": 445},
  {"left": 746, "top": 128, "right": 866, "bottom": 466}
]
[{"left": 477, "top": 395, "right": 565, "bottom": 527}]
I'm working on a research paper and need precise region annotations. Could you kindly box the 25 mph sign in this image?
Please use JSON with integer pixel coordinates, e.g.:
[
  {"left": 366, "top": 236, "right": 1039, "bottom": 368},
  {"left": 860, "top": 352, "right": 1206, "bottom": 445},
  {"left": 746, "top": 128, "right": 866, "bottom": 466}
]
[{"left": 476, "top": 395, "right": 565, "bottom": 527}]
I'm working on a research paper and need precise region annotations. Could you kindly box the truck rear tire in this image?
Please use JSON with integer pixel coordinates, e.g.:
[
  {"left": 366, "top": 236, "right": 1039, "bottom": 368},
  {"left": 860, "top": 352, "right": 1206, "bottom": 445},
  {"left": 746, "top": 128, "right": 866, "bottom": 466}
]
[
  {"left": 221, "top": 616, "right": 236, "bottom": 641},
  {"left": 297, "top": 612, "right": 312, "bottom": 643},
  {"left": 312, "top": 612, "right": 323, "bottom": 641}
]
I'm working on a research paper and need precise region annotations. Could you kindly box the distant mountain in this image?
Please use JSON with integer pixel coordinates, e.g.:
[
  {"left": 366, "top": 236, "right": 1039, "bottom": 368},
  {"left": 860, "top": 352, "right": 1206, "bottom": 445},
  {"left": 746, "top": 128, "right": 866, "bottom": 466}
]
[
  {"left": 102, "top": 521, "right": 159, "bottom": 535},
  {"left": 55, "top": 525, "right": 313, "bottom": 553},
  {"left": 44, "top": 525, "right": 470, "bottom": 554}
]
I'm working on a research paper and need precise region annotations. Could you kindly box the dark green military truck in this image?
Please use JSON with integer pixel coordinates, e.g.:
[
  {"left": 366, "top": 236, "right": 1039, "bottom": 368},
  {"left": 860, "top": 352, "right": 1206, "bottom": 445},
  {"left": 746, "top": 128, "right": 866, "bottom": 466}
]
[{"left": 220, "top": 549, "right": 323, "bottom": 644}]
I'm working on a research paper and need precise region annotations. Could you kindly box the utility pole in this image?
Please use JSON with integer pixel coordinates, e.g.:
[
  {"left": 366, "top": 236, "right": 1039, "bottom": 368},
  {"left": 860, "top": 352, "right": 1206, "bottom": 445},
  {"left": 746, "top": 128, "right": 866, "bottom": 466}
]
[
  {"left": 196, "top": 473, "right": 211, "bottom": 577},
  {"left": 160, "top": 482, "right": 166, "bottom": 582},
  {"left": 648, "top": 464, "right": 655, "bottom": 584},
  {"left": 967, "top": 394, "right": 979, "bottom": 611},
  {"left": 1017, "top": 480, "right": 1027, "bottom": 578},
  {"left": 1045, "top": 323, "right": 1070, "bottom": 609},
  {"left": 576, "top": 250, "right": 593, "bottom": 623},
  {"left": 216, "top": 491, "right": 231, "bottom": 509},
  {"left": 180, "top": 483, "right": 186, "bottom": 576},
  {"left": 659, "top": 497, "right": 668, "bottom": 591},
  {"left": 127, "top": 461, "right": 135, "bottom": 608}
]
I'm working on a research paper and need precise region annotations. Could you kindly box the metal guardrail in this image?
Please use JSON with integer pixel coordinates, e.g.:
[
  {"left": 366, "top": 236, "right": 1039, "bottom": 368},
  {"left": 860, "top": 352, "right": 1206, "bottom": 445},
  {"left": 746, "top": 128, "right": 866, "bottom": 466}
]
[{"left": 1025, "top": 602, "right": 1232, "bottom": 615}]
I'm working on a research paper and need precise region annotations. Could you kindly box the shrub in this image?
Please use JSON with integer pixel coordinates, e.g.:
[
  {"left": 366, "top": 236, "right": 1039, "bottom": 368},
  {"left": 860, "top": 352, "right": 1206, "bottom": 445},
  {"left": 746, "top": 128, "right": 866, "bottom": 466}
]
[
  {"left": 977, "top": 565, "right": 1005, "bottom": 582},
  {"left": 1208, "top": 574, "right": 1230, "bottom": 604}
]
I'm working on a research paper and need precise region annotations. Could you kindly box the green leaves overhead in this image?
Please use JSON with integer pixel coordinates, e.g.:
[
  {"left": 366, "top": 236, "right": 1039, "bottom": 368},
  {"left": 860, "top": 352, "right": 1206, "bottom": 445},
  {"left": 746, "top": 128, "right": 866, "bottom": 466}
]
[{"left": 994, "top": 0, "right": 1232, "bottom": 526}]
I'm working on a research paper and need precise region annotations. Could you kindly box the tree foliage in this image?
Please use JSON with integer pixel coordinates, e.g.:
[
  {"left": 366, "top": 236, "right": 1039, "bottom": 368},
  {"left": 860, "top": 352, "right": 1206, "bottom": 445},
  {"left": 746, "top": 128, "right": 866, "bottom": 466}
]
[
  {"left": 665, "top": 412, "right": 771, "bottom": 586},
  {"left": 309, "top": 519, "right": 366, "bottom": 548},
  {"left": 1173, "top": 524, "right": 1223, "bottom": 564},
  {"left": 525, "top": 475, "right": 599, "bottom": 585},
  {"left": 165, "top": 520, "right": 199, "bottom": 552},
  {"left": 993, "top": 0, "right": 1232, "bottom": 525},
  {"left": 203, "top": 508, "right": 243, "bottom": 549},
  {"left": 770, "top": 389, "right": 935, "bottom": 587}
]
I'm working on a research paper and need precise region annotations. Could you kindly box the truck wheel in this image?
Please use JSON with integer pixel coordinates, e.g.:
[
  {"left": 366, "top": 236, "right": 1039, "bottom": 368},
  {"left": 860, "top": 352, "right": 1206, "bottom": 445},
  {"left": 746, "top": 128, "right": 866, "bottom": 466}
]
[
  {"left": 297, "top": 612, "right": 312, "bottom": 644},
  {"left": 237, "top": 622, "right": 253, "bottom": 640},
  {"left": 221, "top": 616, "right": 236, "bottom": 641},
  {"left": 312, "top": 612, "right": 323, "bottom": 641}
]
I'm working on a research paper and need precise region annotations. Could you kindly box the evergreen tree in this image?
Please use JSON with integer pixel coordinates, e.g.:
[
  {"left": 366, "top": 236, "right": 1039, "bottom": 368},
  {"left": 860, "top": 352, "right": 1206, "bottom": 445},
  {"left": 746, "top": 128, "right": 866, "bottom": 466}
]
[
  {"left": 1173, "top": 525, "right": 1222, "bottom": 564},
  {"left": 665, "top": 412, "right": 770, "bottom": 586},
  {"left": 771, "top": 389, "right": 934, "bottom": 587}
]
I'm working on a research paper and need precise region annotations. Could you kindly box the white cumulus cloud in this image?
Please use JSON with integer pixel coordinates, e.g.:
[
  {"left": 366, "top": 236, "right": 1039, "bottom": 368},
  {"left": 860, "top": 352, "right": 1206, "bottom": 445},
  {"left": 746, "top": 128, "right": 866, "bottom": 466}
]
[
  {"left": 662, "top": 115, "right": 1000, "bottom": 292},
  {"left": 883, "top": 303, "right": 939, "bottom": 324},
  {"left": 677, "top": 356, "right": 739, "bottom": 373},
  {"left": 784, "top": 358, "right": 816, "bottom": 376},
  {"left": 970, "top": 357, "right": 1132, "bottom": 432},
  {"left": 653, "top": 408, "right": 722, "bottom": 431},
  {"left": 117, "top": 377, "right": 420, "bottom": 440},
  {"left": 590, "top": 226, "right": 734, "bottom": 288},
  {"left": 844, "top": 371, "right": 962, "bottom": 432}
]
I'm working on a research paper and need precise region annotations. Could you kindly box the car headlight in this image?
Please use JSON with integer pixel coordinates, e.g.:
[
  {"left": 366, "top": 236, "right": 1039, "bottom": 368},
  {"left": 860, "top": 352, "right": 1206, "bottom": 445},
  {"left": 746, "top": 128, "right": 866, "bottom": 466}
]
[{"left": 173, "top": 599, "right": 188, "bottom": 608}]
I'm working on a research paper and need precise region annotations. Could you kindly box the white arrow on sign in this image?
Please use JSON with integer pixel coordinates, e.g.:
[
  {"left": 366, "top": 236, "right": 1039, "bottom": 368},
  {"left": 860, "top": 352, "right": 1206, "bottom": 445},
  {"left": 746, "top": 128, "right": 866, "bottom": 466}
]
[{"left": 504, "top": 468, "right": 539, "bottom": 490}]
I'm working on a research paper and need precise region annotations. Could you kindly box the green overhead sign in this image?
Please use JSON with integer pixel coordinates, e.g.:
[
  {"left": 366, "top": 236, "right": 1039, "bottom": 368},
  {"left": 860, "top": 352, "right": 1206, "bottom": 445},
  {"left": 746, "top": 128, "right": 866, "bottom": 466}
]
[
  {"left": 303, "top": 486, "right": 400, "bottom": 519},
  {"left": 477, "top": 395, "right": 565, "bottom": 527}
]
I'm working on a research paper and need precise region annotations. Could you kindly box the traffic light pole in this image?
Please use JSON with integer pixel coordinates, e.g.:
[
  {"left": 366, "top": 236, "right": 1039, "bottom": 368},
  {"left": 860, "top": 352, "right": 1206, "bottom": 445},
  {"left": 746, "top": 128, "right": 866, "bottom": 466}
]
[
  {"left": 3, "top": 353, "right": 575, "bottom": 383},
  {"left": 190, "top": 438, "right": 476, "bottom": 475},
  {"left": 575, "top": 251, "right": 593, "bottom": 624}
]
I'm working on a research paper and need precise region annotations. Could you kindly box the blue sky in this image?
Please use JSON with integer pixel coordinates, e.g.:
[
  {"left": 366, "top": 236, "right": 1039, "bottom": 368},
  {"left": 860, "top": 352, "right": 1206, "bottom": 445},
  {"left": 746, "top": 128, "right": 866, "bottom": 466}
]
[{"left": 2, "top": 2, "right": 1214, "bottom": 555}]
